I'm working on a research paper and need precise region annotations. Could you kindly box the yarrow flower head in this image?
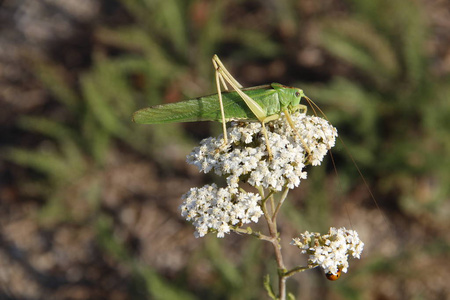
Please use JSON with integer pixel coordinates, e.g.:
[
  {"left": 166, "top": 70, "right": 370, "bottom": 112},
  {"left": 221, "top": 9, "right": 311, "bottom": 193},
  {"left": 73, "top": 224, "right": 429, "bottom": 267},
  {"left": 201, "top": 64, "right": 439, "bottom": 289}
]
[
  {"left": 180, "top": 184, "right": 263, "bottom": 238},
  {"left": 180, "top": 112, "right": 338, "bottom": 238},
  {"left": 186, "top": 112, "right": 338, "bottom": 192},
  {"left": 291, "top": 227, "right": 364, "bottom": 276}
]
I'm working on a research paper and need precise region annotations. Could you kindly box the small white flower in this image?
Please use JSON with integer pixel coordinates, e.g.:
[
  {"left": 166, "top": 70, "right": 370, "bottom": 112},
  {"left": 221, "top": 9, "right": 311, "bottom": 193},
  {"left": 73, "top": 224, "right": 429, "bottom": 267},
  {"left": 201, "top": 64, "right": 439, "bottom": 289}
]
[
  {"left": 291, "top": 227, "right": 364, "bottom": 275},
  {"left": 180, "top": 184, "right": 263, "bottom": 238}
]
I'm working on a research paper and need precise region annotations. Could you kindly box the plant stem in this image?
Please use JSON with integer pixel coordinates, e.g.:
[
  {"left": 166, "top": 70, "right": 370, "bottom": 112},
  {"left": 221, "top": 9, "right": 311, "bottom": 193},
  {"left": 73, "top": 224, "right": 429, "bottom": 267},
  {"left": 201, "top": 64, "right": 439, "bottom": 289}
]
[
  {"left": 284, "top": 265, "right": 315, "bottom": 278},
  {"left": 272, "top": 187, "right": 290, "bottom": 222},
  {"left": 262, "top": 195, "right": 287, "bottom": 300}
]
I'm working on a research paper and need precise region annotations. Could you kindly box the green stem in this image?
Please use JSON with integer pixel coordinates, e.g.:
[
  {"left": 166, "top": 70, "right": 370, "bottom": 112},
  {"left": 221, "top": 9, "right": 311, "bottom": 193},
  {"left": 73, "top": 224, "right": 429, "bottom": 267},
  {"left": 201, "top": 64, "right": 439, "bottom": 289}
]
[
  {"left": 272, "top": 187, "right": 290, "bottom": 222},
  {"left": 284, "top": 265, "right": 316, "bottom": 278},
  {"left": 232, "top": 227, "right": 272, "bottom": 242}
]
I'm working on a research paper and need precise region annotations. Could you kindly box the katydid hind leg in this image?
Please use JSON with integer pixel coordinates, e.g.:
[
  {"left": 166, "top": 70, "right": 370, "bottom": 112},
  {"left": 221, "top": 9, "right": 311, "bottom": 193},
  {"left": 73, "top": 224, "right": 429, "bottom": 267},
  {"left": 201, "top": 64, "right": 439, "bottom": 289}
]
[
  {"left": 213, "top": 57, "right": 229, "bottom": 145},
  {"left": 212, "top": 55, "right": 243, "bottom": 90},
  {"left": 212, "top": 55, "right": 275, "bottom": 159},
  {"left": 212, "top": 56, "right": 267, "bottom": 121}
]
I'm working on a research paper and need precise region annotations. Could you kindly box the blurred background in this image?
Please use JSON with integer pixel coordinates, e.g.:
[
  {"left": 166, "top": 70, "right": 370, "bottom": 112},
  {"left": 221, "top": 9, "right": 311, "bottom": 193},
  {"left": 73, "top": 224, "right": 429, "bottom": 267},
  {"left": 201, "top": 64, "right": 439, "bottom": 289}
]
[{"left": 1, "top": 0, "right": 450, "bottom": 299}]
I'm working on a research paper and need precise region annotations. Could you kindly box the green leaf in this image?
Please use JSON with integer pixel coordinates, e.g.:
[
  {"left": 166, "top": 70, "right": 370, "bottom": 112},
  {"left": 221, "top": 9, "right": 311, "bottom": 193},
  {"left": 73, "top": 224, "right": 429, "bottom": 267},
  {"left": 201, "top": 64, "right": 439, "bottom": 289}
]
[{"left": 263, "top": 274, "right": 277, "bottom": 300}]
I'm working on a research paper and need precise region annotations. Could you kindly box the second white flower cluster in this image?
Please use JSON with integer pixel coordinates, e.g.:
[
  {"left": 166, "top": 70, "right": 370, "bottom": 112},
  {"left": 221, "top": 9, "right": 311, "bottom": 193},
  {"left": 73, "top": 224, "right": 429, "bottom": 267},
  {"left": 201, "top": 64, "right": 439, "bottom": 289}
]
[{"left": 291, "top": 227, "right": 364, "bottom": 276}]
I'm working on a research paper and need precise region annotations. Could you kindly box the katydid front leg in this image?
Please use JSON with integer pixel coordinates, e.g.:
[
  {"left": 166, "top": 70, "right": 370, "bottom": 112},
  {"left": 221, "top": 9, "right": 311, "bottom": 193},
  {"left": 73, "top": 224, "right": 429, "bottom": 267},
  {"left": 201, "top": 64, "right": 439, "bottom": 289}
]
[{"left": 283, "top": 110, "right": 312, "bottom": 161}]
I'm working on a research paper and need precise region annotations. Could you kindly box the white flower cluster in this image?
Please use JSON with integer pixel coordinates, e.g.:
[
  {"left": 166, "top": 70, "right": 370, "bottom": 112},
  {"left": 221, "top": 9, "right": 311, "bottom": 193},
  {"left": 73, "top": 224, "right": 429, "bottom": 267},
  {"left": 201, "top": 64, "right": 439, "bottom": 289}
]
[
  {"left": 180, "top": 184, "right": 263, "bottom": 238},
  {"left": 291, "top": 227, "right": 364, "bottom": 275},
  {"left": 186, "top": 113, "right": 338, "bottom": 192},
  {"left": 180, "top": 112, "right": 337, "bottom": 238}
]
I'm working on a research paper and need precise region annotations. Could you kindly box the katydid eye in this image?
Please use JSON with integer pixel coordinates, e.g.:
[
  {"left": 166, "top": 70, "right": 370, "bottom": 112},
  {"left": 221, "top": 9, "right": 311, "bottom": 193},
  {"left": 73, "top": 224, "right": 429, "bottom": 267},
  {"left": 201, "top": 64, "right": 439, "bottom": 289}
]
[{"left": 295, "top": 91, "right": 301, "bottom": 97}]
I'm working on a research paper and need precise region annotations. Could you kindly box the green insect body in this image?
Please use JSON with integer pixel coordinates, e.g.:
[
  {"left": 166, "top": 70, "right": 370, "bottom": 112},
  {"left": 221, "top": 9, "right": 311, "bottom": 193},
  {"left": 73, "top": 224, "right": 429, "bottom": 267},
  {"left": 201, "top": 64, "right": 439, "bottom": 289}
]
[{"left": 132, "top": 83, "right": 305, "bottom": 125}]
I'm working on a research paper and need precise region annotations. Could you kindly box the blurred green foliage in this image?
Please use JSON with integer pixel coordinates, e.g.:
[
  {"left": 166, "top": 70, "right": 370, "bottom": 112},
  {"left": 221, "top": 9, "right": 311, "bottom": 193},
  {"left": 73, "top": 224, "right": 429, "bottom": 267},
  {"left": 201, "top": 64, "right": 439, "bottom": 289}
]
[{"left": 3, "top": 0, "right": 450, "bottom": 299}]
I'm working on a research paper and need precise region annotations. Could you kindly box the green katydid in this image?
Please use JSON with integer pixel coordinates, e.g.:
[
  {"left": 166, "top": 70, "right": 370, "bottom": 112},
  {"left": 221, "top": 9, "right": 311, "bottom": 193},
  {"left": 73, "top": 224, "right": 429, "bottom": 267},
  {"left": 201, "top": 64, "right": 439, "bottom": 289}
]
[
  {"left": 133, "top": 55, "right": 391, "bottom": 232},
  {"left": 133, "top": 55, "right": 313, "bottom": 158}
]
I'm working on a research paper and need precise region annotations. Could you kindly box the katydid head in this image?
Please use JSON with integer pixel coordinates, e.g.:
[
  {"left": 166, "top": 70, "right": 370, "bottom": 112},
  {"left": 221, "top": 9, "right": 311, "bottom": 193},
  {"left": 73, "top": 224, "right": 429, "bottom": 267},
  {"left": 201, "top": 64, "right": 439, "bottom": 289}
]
[{"left": 271, "top": 83, "right": 305, "bottom": 111}]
